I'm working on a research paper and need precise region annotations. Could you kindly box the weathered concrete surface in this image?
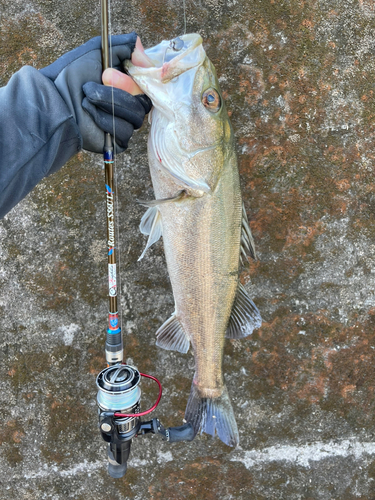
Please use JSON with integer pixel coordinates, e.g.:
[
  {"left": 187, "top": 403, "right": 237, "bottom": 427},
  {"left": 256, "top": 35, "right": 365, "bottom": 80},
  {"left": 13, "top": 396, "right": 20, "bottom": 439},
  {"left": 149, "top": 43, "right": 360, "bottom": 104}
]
[{"left": 1, "top": 0, "right": 375, "bottom": 498}]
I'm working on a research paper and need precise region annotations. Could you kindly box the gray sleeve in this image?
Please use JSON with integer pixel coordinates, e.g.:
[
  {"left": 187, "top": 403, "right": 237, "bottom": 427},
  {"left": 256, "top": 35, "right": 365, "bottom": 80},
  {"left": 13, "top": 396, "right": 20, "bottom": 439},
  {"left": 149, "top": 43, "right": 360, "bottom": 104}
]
[{"left": 0, "top": 66, "right": 82, "bottom": 219}]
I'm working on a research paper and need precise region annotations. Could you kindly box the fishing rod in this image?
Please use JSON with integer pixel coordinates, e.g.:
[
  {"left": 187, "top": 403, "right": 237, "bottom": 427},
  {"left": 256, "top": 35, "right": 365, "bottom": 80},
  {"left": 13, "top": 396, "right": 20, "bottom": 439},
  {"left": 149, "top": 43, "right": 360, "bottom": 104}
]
[{"left": 95, "top": 0, "right": 194, "bottom": 479}]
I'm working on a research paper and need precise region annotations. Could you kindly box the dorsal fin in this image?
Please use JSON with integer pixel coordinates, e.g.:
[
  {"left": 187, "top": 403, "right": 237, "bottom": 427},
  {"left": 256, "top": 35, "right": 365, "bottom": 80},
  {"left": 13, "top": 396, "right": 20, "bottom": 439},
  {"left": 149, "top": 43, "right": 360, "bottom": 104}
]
[
  {"left": 240, "top": 203, "right": 257, "bottom": 266},
  {"left": 226, "top": 283, "right": 262, "bottom": 339},
  {"left": 138, "top": 206, "right": 162, "bottom": 261}
]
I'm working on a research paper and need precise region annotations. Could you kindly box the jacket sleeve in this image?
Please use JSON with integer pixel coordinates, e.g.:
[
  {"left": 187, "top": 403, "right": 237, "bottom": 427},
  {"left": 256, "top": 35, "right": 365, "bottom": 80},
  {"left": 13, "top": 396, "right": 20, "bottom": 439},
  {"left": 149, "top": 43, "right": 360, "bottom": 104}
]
[{"left": 0, "top": 66, "right": 82, "bottom": 219}]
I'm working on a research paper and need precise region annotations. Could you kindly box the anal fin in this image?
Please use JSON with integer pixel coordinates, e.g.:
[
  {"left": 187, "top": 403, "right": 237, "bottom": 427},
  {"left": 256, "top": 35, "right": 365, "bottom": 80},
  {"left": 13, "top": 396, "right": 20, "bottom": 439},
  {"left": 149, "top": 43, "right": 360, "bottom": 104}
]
[
  {"left": 226, "top": 283, "right": 262, "bottom": 339},
  {"left": 156, "top": 314, "right": 190, "bottom": 353}
]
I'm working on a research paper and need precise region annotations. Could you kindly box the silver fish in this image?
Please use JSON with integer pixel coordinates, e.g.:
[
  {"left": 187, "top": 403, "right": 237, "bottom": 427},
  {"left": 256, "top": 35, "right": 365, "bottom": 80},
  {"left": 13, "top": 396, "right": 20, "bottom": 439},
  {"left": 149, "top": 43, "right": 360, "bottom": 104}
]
[{"left": 127, "top": 34, "right": 261, "bottom": 446}]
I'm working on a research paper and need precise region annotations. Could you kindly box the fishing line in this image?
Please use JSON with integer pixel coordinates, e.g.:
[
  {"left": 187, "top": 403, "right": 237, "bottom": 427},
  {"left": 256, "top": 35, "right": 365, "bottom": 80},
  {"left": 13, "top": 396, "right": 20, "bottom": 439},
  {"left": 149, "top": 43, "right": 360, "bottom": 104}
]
[{"left": 182, "top": 0, "right": 187, "bottom": 35}]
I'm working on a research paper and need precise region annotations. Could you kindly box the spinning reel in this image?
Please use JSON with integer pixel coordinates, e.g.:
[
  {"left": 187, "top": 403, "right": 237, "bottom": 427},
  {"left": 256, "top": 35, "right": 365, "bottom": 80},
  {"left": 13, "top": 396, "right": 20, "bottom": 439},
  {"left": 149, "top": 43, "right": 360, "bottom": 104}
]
[
  {"left": 96, "top": 364, "right": 194, "bottom": 478},
  {"left": 97, "top": 365, "right": 141, "bottom": 478}
]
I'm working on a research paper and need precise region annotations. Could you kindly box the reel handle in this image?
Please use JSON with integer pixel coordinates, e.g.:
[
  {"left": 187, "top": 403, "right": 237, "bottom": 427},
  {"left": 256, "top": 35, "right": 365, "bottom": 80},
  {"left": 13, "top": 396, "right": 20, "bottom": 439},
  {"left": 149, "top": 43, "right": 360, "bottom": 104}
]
[{"left": 139, "top": 419, "right": 195, "bottom": 442}]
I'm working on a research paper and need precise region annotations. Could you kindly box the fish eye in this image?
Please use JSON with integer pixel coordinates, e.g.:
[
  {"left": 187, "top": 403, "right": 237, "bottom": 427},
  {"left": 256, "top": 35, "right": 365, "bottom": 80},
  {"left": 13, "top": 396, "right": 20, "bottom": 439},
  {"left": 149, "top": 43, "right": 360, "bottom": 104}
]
[{"left": 202, "top": 88, "right": 221, "bottom": 113}]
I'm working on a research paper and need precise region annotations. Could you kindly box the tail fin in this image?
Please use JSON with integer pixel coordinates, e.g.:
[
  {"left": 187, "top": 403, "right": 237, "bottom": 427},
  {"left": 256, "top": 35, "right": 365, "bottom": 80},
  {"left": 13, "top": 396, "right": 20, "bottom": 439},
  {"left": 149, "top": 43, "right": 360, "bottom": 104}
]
[{"left": 185, "top": 382, "right": 239, "bottom": 447}]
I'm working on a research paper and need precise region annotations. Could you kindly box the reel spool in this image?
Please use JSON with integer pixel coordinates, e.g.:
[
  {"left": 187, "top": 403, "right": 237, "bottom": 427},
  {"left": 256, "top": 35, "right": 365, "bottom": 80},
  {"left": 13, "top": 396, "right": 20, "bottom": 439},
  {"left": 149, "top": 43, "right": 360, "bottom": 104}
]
[{"left": 97, "top": 364, "right": 141, "bottom": 417}]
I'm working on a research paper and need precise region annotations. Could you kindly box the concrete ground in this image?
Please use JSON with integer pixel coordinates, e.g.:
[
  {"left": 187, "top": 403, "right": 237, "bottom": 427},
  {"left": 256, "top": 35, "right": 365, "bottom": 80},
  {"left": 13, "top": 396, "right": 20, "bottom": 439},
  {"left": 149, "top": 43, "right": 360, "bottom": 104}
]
[{"left": 1, "top": 0, "right": 375, "bottom": 498}]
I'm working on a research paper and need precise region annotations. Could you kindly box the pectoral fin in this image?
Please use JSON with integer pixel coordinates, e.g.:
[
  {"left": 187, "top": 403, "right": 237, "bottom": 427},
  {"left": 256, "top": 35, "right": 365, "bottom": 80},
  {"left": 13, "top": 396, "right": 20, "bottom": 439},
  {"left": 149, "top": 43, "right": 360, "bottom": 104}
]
[
  {"left": 137, "top": 190, "right": 186, "bottom": 208},
  {"left": 156, "top": 314, "right": 190, "bottom": 353},
  {"left": 226, "top": 283, "right": 262, "bottom": 339},
  {"left": 138, "top": 206, "right": 162, "bottom": 261}
]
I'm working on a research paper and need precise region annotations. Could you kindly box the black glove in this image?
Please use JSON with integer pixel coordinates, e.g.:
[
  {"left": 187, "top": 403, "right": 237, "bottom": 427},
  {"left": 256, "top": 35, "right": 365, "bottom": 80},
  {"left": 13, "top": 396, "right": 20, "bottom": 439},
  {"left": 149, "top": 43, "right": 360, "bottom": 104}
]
[{"left": 40, "top": 33, "right": 152, "bottom": 153}]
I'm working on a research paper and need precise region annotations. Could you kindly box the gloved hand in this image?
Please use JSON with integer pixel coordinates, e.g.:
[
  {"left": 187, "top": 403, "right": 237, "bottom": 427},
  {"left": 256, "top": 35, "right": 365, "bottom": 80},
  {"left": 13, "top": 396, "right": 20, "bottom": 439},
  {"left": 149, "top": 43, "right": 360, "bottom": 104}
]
[{"left": 40, "top": 32, "right": 152, "bottom": 153}]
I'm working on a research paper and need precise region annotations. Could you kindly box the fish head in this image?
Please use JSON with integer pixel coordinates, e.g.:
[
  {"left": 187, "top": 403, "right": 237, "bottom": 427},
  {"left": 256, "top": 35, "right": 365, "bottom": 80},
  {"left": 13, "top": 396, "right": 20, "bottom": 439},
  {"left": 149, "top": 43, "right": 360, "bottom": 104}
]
[{"left": 126, "top": 34, "right": 233, "bottom": 194}]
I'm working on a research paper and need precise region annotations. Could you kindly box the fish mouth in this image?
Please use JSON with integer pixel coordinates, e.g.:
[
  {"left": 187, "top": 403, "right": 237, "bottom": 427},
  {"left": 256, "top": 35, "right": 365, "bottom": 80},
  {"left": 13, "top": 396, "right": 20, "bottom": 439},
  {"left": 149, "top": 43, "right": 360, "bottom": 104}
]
[
  {"left": 145, "top": 34, "right": 203, "bottom": 70},
  {"left": 126, "top": 34, "right": 205, "bottom": 84}
]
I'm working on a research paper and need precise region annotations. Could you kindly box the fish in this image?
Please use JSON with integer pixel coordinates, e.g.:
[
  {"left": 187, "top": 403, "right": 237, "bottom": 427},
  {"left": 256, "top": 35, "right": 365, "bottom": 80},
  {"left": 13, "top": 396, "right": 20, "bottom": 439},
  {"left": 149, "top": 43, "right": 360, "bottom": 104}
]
[{"left": 127, "top": 34, "right": 262, "bottom": 447}]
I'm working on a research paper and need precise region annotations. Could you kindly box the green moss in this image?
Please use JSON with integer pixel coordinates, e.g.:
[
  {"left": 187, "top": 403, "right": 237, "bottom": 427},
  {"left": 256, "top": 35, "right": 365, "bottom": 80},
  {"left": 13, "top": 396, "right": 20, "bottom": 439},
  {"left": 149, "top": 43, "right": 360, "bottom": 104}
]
[
  {"left": 134, "top": 271, "right": 170, "bottom": 290},
  {"left": 116, "top": 467, "right": 138, "bottom": 498},
  {"left": 319, "top": 282, "right": 341, "bottom": 290},
  {"left": 3, "top": 444, "right": 23, "bottom": 466},
  {"left": 148, "top": 456, "right": 254, "bottom": 499},
  {"left": 41, "top": 385, "right": 92, "bottom": 463},
  {"left": 0, "top": 14, "right": 49, "bottom": 84},
  {"left": 0, "top": 420, "right": 25, "bottom": 465},
  {"left": 224, "top": 305, "right": 375, "bottom": 440},
  {"left": 369, "top": 460, "right": 375, "bottom": 479},
  {"left": 31, "top": 153, "right": 103, "bottom": 224},
  {"left": 20, "top": 155, "right": 108, "bottom": 309},
  {"left": 8, "top": 352, "right": 51, "bottom": 390}
]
